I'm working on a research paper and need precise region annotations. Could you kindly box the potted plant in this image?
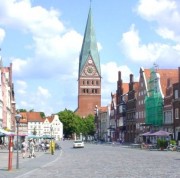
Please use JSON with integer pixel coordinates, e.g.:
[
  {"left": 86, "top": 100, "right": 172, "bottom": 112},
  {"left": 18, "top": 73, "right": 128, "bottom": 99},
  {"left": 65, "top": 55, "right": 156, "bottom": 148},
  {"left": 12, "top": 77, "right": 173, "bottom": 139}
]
[{"left": 157, "top": 139, "right": 168, "bottom": 150}]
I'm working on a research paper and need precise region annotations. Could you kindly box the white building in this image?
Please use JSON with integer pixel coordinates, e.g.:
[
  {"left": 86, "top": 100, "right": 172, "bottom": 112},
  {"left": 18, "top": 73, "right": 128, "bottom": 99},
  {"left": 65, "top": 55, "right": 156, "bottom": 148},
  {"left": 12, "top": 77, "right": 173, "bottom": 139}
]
[{"left": 44, "top": 115, "right": 63, "bottom": 141}]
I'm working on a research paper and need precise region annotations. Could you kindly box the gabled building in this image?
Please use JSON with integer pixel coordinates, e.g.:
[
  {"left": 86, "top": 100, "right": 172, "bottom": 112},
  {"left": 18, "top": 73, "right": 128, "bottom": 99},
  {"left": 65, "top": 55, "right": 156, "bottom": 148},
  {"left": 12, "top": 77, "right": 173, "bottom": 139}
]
[
  {"left": 125, "top": 74, "right": 139, "bottom": 143},
  {"left": 116, "top": 71, "right": 129, "bottom": 142},
  {"left": 163, "top": 69, "right": 178, "bottom": 135},
  {"left": 135, "top": 66, "right": 178, "bottom": 142},
  {"left": 145, "top": 68, "right": 178, "bottom": 129},
  {"left": 44, "top": 115, "right": 63, "bottom": 141},
  {"left": 75, "top": 7, "right": 101, "bottom": 117},
  {"left": 172, "top": 67, "right": 180, "bottom": 141},
  {"left": 98, "top": 106, "right": 109, "bottom": 142},
  {"left": 49, "top": 115, "right": 63, "bottom": 141}
]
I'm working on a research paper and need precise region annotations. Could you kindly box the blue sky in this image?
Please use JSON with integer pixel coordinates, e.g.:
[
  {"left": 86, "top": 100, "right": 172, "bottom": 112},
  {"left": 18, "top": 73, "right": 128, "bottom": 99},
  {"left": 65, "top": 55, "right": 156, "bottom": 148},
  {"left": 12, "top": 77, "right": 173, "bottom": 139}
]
[{"left": 0, "top": 0, "right": 180, "bottom": 116}]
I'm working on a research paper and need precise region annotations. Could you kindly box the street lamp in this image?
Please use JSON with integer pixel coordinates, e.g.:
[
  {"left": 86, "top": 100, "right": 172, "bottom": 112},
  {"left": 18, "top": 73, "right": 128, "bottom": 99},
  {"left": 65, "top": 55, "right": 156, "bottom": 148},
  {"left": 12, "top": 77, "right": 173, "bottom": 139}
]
[
  {"left": 15, "top": 113, "right": 22, "bottom": 169},
  {"left": 50, "top": 125, "right": 54, "bottom": 155}
]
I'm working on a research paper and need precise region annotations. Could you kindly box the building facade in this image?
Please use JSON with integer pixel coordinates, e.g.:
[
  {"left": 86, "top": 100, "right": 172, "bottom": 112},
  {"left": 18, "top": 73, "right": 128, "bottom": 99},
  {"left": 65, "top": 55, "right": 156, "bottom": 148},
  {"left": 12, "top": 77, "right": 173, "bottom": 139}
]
[{"left": 0, "top": 61, "right": 16, "bottom": 132}]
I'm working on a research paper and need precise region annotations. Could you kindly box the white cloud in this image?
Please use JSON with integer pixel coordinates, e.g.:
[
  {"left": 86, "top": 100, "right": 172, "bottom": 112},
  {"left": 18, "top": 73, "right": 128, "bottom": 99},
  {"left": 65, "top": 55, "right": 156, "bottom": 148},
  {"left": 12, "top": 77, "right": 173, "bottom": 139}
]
[
  {"left": 136, "top": 0, "right": 176, "bottom": 20},
  {"left": 119, "top": 24, "right": 180, "bottom": 67},
  {"left": 101, "top": 62, "right": 133, "bottom": 106},
  {"left": 16, "top": 80, "right": 27, "bottom": 95},
  {"left": 136, "top": 0, "right": 180, "bottom": 41},
  {"left": 102, "top": 62, "right": 132, "bottom": 83},
  {"left": 0, "top": 0, "right": 65, "bottom": 37},
  {"left": 36, "top": 86, "right": 51, "bottom": 99},
  {"left": 12, "top": 57, "right": 28, "bottom": 74}
]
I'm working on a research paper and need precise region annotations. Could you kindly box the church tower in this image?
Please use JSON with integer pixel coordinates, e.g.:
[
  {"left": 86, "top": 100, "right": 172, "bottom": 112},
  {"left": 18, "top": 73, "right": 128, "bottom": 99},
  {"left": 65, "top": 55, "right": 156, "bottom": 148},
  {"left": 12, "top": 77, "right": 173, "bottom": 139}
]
[{"left": 75, "top": 7, "right": 101, "bottom": 117}]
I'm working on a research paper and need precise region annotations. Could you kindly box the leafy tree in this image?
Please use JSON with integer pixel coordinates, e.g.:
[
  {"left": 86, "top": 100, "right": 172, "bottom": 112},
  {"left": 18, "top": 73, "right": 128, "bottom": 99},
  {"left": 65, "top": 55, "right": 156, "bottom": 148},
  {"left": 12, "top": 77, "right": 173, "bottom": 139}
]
[
  {"left": 40, "top": 112, "right": 45, "bottom": 118},
  {"left": 57, "top": 109, "right": 95, "bottom": 139},
  {"left": 17, "top": 109, "right": 27, "bottom": 112},
  {"left": 57, "top": 109, "right": 77, "bottom": 138}
]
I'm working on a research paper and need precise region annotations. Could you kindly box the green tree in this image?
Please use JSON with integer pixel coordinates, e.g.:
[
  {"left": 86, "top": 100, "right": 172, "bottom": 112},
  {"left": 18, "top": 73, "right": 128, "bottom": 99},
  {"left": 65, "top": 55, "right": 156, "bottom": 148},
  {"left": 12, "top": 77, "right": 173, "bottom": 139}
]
[
  {"left": 18, "top": 109, "right": 27, "bottom": 112},
  {"left": 57, "top": 109, "right": 95, "bottom": 139},
  {"left": 57, "top": 109, "right": 77, "bottom": 138},
  {"left": 40, "top": 112, "right": 45, "bottom": 118}
]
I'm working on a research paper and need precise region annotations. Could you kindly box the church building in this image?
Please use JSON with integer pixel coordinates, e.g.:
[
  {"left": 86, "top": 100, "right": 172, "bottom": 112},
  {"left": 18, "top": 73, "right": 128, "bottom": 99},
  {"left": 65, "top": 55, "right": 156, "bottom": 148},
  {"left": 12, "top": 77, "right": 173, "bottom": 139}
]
[{"left": 75, "top": 7, "right": 101, "bottom": 117}]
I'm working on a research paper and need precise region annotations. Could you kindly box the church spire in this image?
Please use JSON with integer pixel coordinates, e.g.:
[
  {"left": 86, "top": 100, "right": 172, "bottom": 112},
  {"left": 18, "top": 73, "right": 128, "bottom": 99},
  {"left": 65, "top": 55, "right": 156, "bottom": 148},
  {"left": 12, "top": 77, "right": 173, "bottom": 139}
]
[{"left": 78, "top": 7, "right": 101, "bottom": 78}]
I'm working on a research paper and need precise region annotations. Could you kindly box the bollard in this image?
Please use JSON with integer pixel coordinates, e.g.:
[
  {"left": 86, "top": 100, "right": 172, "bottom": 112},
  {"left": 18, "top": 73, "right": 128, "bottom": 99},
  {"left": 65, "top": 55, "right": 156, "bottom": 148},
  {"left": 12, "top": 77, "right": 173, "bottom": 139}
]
[{"left": 8, "top": 136, "right": 13, "bottom": 171}]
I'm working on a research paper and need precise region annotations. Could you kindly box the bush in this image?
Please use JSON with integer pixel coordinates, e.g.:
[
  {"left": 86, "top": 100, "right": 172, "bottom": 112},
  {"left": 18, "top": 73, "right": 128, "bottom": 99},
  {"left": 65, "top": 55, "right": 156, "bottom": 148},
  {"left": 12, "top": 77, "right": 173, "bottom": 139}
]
[{"left": 170, "top": 140, "right": 176, "bottom": 145}]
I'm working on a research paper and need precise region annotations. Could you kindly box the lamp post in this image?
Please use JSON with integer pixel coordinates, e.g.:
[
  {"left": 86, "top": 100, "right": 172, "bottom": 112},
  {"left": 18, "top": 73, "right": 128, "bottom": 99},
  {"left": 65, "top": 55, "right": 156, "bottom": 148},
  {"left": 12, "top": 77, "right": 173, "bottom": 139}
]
[
  {"left": 15, "top": 113, "right": 22, "bottom": 169},
  {"left": 50, "top": 125, "right": 54, "bottom": 155},
  {"left": 94, "top": 105, "right": 98, "bottom": 141}
]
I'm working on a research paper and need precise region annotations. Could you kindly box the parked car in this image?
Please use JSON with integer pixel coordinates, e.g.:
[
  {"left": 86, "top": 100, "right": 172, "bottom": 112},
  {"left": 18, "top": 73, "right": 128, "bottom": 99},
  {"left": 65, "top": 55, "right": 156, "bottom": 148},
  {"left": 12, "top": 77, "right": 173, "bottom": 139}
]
[{"left": 73, "top": 140, "right": 84, "bottom": 148}]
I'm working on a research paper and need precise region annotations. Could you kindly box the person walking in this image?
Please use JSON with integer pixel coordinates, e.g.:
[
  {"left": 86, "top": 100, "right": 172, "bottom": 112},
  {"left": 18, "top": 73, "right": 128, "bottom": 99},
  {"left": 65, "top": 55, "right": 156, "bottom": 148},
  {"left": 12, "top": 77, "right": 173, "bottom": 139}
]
[
  {"left": 21, "top": 139, "right": 27, "bottom": 158},
  {"left": 29, "top": 139, "right": 35, "bottom": 158}
]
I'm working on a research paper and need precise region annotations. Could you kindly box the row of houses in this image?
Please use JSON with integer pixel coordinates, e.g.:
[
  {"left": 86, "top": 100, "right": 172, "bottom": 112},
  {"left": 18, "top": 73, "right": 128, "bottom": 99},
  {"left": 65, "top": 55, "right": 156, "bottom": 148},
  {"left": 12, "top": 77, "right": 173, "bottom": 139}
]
[
  {"left": 95, "top": 66, "right": 180, "bottom": 144},
  {"left": 19, "top": 112, "right": 63, "bottom": 141}
]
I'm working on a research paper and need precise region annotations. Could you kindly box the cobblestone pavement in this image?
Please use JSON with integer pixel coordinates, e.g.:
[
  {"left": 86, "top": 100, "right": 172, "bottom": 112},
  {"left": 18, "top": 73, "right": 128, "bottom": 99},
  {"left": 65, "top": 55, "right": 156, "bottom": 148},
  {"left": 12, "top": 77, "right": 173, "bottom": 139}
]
[
  {"left": 1, "top": 141, "right": 180, "bottom": 178},
  {"left": 0, "top": 147, "right": 62, "bottom": 178}
]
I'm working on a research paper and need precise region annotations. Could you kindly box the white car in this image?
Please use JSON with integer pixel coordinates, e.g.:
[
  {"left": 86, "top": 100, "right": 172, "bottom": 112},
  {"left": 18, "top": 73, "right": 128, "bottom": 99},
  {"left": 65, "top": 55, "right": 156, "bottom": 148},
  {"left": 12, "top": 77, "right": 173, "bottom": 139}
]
[{"left": 73, "top": 140, "right": 84, "bottom": 148}]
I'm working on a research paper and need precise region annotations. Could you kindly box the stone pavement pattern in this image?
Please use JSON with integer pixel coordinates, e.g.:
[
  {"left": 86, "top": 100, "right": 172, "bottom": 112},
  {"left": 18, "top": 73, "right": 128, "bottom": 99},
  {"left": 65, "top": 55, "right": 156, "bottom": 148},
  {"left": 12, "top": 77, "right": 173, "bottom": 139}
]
[
  {"left": 0, "top": 148, "right": 61, "bottom": 178},
  {"left": 1, "top": 141, "right": 180, "bottom": 178}
]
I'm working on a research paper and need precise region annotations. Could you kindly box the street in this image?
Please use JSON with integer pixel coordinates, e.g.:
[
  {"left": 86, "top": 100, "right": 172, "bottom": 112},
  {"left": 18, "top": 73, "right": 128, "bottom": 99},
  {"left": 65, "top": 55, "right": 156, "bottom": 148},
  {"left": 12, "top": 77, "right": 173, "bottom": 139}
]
[{"left": 9, "top": 140, "right": 180, "bottom": 178}]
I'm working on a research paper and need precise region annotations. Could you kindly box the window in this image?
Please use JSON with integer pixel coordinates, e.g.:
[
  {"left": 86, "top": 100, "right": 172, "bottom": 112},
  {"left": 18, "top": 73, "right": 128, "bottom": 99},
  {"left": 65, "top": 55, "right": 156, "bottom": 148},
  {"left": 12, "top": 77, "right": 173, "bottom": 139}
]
[
  {"left": 175, "top": 90, "right": 178, "bottom": 99},
  {"left": 164, "top": 111, "right": 172, "bottom": 124},
  {"left": 175, "top": 108, "right": 179, "bottom": 119}
]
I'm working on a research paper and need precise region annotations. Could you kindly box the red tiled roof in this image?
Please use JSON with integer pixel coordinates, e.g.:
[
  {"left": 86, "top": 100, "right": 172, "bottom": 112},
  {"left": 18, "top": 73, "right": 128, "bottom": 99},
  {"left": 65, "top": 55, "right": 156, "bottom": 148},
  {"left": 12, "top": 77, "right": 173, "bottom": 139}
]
[
  {"left": 20, "top": 112, "right": 44, "bottom": 122},
  {"left": 19, "top": 112, "right": 28, "bottom": 123},
  {"left": 46, "top": 116, "right": 54, "bottom": 123}
]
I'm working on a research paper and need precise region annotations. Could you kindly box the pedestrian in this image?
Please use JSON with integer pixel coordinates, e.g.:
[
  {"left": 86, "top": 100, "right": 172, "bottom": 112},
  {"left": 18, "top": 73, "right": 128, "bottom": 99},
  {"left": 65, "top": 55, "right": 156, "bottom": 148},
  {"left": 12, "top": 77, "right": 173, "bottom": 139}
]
[
  {"left": 21, "top": 139, "right": 27, "bottom": 158},
  {"left": 29, "top": 139, "right": 35, "bottom": 158}
]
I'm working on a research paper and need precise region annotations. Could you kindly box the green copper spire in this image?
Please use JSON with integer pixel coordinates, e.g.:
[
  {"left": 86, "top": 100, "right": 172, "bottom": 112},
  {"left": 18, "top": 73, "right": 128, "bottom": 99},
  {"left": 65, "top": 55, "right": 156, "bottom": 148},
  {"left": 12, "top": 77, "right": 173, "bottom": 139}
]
[{"left": 78, "top": 7, "right": 101, "bottom": 78}]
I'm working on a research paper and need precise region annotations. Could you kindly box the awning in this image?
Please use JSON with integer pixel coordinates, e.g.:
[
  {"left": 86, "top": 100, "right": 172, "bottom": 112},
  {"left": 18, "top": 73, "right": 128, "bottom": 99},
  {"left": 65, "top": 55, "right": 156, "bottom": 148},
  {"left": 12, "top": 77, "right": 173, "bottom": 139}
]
[
  {"left": 0, "top": 128, "right": 15, "bottom": 136},
  {"left": 28, "top": 134, "right": 41, "bottom": 139}
]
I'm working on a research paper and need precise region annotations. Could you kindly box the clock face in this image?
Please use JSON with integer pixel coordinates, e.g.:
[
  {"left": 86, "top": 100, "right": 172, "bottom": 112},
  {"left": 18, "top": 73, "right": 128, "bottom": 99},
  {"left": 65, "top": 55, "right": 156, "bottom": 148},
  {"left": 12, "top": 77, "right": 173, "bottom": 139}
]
[
  {"left": 88, "top": 59, "right": 93, "bottom": 64},
  {"left": 85, "top": 66, "right": 95, "bottom": 75}
]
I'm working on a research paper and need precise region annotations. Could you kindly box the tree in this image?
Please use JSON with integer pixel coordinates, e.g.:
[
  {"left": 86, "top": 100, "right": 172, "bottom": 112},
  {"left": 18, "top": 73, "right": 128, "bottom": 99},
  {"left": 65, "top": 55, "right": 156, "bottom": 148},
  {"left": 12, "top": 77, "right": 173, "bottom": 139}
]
[
  {"left": 57, "top": 109, "right": 77, "bottom": 138},
  {"left": 17, "top": 109, "right": 27, "bottom": 112},
  {"left": 57, "top": 109, "right": 95, "bottom": 139},
  {"left": 40, "top": 112, "right": 45, "bottom": 118}
]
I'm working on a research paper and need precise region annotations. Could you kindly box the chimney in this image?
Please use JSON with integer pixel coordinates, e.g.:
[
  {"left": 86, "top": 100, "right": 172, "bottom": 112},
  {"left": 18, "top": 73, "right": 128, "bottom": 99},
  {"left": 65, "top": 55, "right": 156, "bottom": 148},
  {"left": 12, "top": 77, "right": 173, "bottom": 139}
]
[
  {"left": 118, "top": 71, "right": 121, "bottom": 81},
  {"left": 130, "top": 74, "right": 134, "bottom": 83}
]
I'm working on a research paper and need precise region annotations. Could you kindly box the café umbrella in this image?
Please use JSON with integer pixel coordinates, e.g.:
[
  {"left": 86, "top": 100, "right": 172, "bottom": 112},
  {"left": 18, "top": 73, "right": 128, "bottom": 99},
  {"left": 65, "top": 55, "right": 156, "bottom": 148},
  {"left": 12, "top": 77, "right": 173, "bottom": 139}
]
[{"left": 150, "top": 130, "right": 172, "bottom": 136}]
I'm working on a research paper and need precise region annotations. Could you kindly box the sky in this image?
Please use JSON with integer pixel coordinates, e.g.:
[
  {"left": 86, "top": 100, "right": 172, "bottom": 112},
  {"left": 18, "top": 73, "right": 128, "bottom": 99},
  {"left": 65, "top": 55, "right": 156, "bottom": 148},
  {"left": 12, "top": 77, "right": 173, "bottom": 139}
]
[{"left": 0, "top": 0, "right": 180, "bottom": 116}]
